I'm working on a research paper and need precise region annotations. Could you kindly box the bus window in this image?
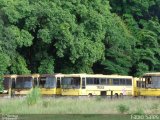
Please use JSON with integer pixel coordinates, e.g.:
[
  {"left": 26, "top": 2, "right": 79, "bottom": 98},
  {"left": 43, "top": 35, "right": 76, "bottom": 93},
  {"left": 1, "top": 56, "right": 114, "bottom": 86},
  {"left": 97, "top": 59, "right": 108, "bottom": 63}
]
[
  {"left": 113, "top": 79, "right": 119, "bottom": 85},
  {"left": 3, "top": 77, "right": 11, "bottom": 89},
  {"left": 145, "top": 77, "right": 152, "bottom": 88},
  {"left": 151, "top": 76, "right": 160, "bottom": 88},
  {"left": 147, "top": 78, "right": 152, "bottom": 84},
  {"left": 126, "top": 79, "right": 132, "bottom": 85},
  {"left": 86, "top": 78, "right": 100, "bottom": 85},
  {"left": 141, "top": 78, "right": 145, "bottom": 88},
  {"left": 15, "top": 77, "right": 33, "bottom": 89},
  {"left": 94, "top": 78, "right": 99, "bottom": 84},
  {"left": 136, "top": 81, "right": 141, "bottom": 87},
  {"left": 86, "top": 78, "right": 94, "bottom": 84},
  {"left": 109, "top": 79, "right": 112, "bottom": 85},
  {"left": 39, "top": 77, "right": 46, "bottom": 88},
  {"left": 45, "top": 77, "right": 56, "bottom": 88},
  {"left": 82, "top": 78, "right": 86, "bottom": 89},
  {"left": 56, "top": 77, "right": 60, "bottom": 88},
  {"left": 106, "top": 79, "right": 110, "bottom": 85},
  {"left": 71, "top": 78, "right": 80, "bottom": 88},
  {"left": 12, "top": 79, "right": 16, "bottom": 88},
  {"left": 119, "top": 79, "right": 125, "bottom": 85},
  {"left": 100, "top": 78, "right": 106, "bottom": 85},
  {"left": 62, "top": 77, "right": 80, "bottom": 89}
]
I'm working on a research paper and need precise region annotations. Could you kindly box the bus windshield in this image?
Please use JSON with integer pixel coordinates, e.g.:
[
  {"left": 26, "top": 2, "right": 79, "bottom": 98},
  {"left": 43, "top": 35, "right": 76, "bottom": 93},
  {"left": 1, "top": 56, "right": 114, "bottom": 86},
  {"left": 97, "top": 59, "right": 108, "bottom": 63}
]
[
  {"left": 39, "top": 77, "right": 56, "bottom": 88},
  {"left": 144, "top": 76, "right": 160, "bottom": 88},
  {"left": 3, "top": 77, "right": 11, "bottom": 89},
  {"left": 44, "top": 77, "right": 56, "bottom": 88},
  {"left": 15, "top": 77, "right": 33, "bottom": 89},
  {"left": 62, "top": 77, "right": 80, "bottom": 89}
]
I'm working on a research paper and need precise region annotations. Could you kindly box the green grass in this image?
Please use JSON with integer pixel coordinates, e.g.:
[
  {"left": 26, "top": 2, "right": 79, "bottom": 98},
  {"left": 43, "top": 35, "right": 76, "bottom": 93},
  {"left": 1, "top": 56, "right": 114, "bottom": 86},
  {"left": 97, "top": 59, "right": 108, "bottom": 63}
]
[{"left": 0, "top": 97, "right": 160, "bottom": 114}]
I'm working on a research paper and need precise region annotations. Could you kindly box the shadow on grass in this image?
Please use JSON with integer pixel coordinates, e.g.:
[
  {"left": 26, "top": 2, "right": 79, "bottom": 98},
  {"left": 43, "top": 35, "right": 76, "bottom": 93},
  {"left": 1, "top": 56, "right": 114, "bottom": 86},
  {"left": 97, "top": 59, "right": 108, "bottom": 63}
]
[{"left": 16, "top": 114, "right": 132, "bottom": 120}]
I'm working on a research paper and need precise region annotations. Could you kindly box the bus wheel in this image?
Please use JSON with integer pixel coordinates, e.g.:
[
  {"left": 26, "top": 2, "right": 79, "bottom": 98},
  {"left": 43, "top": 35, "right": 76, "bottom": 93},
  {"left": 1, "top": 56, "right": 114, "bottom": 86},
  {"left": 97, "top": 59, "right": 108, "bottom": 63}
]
[
  {"left": 11, "top": 91, "right": 15, "bottom": 98},
  {"left": 114, "top": 93, "right": 118, "bottom": 98},
  {"left": 120, "top": 93, "right": 123, "bottom": 98},
  {"left": 52, "top": 95, "right": 56, "bottom": 98},
  {"left": 88, "top": 93, "right": 92, "bottom": 97}
]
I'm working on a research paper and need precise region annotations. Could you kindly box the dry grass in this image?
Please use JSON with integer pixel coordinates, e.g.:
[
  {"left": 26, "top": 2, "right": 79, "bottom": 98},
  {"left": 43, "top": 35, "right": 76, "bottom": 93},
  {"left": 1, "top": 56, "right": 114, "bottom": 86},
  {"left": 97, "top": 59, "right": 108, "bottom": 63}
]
[{"left": 0, "top": 97, "right": 159, "bottom": 114}]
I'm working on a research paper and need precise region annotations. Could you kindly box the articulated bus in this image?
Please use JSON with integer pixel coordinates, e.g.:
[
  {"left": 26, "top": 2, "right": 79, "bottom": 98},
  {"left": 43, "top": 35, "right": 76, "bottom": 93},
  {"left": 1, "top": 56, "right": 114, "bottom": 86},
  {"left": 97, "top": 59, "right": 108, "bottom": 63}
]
[
  {"left": 11, "top": 74, "right": 39, "bottom": 96},
  {"left": 39, "top": 74, "right": 63, "bottom": 96},
  {"left": 61, "top": 74, "right": 133, "bottom": 97},
  {"left": 133, "top": 72, "right": 160, "bottom": 97}
]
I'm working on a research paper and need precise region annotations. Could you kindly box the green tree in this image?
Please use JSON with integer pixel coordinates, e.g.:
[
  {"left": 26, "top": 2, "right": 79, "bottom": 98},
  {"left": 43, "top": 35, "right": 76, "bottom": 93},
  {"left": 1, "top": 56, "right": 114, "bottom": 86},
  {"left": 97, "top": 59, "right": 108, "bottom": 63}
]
[
  {"left": 101, "top": 14, "right": 134, "bottom": 75},
  {"left": 38, "top": 57, "right": 54, "bottom": 74},
  {"left": 0, "top": 0, "right": 160, "bottom": 77}
]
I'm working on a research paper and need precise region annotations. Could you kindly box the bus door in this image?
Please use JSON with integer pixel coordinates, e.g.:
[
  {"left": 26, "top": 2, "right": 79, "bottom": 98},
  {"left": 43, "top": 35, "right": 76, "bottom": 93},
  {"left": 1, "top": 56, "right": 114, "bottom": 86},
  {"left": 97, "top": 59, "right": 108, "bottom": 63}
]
[
  {"left": 11, "top": 78, "right": 16, "bottom": 96},
  {"left": 33, "top": 77, "right": 39, "bottom": 87},
  {"left": 81, "top": 77, "right": 86, "bottom": 95},
  {"left": 56, "top": 77, "right": 61, "bottom": 95}
]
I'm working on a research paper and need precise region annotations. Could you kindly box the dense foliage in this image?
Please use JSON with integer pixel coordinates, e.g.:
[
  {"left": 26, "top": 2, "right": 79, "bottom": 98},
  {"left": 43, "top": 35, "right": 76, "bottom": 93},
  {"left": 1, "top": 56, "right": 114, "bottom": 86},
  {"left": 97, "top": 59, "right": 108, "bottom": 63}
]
[{"left": 0, "top": 0, "right": 160, "bottom": 78}]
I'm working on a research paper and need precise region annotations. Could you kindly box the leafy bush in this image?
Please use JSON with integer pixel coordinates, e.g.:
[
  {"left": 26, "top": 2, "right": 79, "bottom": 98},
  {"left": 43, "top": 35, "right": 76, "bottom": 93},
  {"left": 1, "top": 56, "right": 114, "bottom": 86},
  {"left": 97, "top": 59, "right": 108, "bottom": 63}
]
[
  {"left": 26, "top": 87, "right": 41, "bottom": 106},
  {"left": 117, "top": 104, "right": 129, "bottom": 114}
]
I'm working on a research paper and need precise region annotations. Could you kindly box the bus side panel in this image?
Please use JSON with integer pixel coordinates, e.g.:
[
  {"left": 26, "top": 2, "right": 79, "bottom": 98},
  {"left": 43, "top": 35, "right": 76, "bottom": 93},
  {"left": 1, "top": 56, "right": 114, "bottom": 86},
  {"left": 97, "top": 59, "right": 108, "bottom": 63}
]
[
  {"left": 14, "top": 89, "right": 32, "bottom": 95},
  {"left": 40, "top": 88, "right": 56, "bottom": 95},
  {"left": 85, "top": 85, "right": 132, "bottom": 96},
  {"left": 61, "top": 89, "right": 80, "bottom": 96},
  {"left": 139, "top": 88, "right": 160, "bottom": 96},
  {"left": 56, "top": 88, "right": 61, "bottom": 95}
]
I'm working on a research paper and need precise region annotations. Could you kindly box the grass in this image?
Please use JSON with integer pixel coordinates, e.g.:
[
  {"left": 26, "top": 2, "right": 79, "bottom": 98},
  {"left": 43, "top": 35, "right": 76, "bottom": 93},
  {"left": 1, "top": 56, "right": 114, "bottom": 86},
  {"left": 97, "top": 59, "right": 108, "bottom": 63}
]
[{"left": 0, "top": 97, "right": 160, "bottom": 114}]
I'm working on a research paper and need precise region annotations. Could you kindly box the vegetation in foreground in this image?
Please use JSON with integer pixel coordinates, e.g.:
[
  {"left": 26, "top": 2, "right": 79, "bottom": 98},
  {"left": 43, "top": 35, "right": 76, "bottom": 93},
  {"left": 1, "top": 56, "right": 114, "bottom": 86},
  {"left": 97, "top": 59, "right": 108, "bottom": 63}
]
[{"left": 0, "top": 97, "right": 159, "bottom": 114}]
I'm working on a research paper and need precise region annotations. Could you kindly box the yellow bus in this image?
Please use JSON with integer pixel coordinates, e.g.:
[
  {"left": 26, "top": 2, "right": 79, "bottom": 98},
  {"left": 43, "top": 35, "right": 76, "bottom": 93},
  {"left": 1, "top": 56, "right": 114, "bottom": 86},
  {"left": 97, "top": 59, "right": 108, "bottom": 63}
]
[
  {"left": 134, "top": 72, "right": 160, "bottom": 97},
  {"left": 12, "top": 74, "right": 39, "bottom": 96},
  {"left": 39, "top": 74, "right": 63, "bottom": 96},
  {"left": 0, "top": 75, "right": 17, "bottom": 97},
  {"left": 61, "top": 74, "right": 133, "bottom": 97}
]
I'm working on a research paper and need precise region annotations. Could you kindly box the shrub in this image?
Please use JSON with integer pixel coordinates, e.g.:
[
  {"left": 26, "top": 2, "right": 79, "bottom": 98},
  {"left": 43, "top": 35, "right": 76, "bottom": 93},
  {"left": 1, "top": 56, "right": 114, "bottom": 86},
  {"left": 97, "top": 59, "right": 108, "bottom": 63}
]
[
  {"left": 26, "top": 87, "right": 41, "bottom": 106},
  {"left": 117, "top": 104, "right": 129, "bottom": 114}
]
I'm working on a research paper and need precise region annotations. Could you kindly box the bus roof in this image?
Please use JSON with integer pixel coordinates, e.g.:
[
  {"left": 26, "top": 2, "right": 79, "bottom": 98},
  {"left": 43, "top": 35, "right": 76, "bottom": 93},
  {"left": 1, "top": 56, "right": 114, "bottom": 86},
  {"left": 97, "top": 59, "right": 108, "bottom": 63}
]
[
  {"left": 16, "top": 74, "right": 40, "bottom": 78},
  {"left": 40, "top": 73, "right": 63, "bottom": 77},
  {"left": 4, "top": 74, "right": 17, "bottom": 78},
  {"left": 63, "top": 74, "right": 133, "bottom": 79},
  {"left": 143, "top": 72, "right": 160, "bottom": 76}
]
